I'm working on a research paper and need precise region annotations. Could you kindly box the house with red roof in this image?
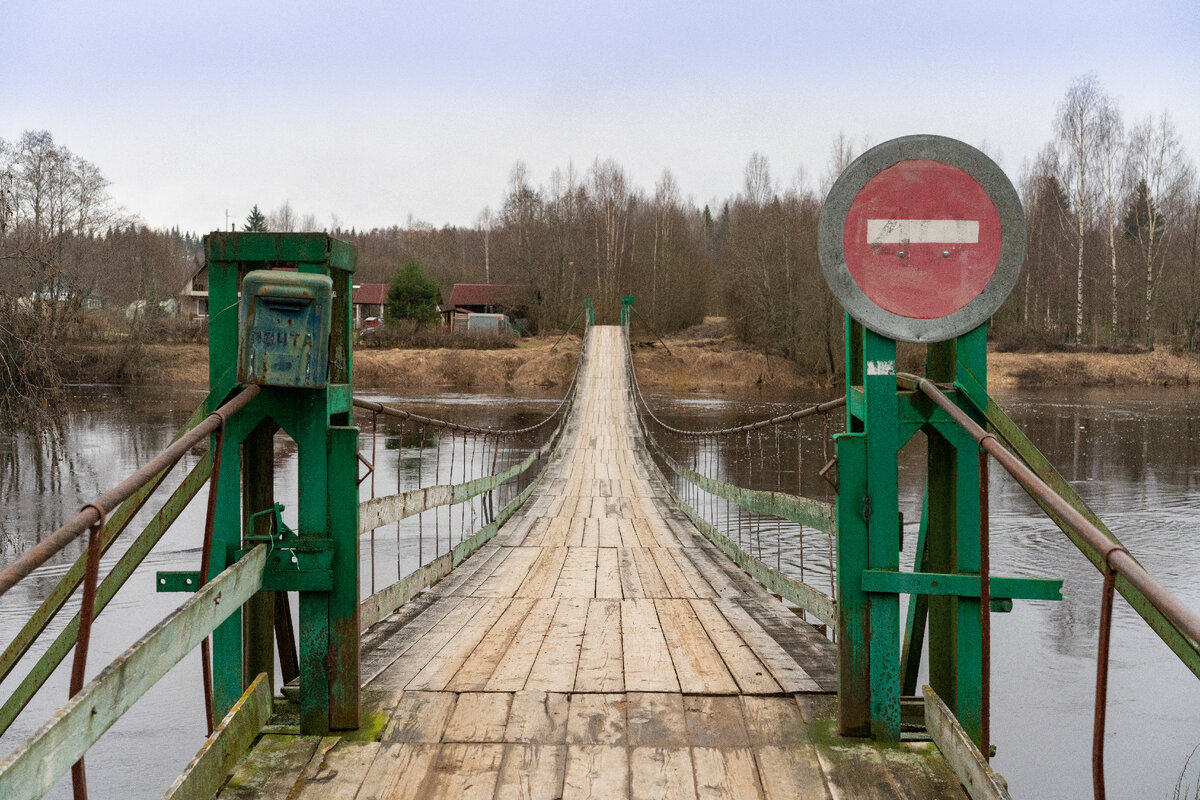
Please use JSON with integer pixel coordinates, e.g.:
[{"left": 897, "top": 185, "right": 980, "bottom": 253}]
[
  {"left": 443, "top": 283, "right": 534, "bottom": 332},
  {"left": 351, "top": 283, "right": 388, "bottom": 327}
]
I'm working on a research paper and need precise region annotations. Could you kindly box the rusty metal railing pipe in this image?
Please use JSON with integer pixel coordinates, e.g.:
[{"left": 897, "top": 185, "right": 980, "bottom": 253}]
[
  {"left": 897, "top": 372, "right": 1200, "bottom": 646},
  {"left": 0, "top": 384, "right": 261, "bottom": 599}
]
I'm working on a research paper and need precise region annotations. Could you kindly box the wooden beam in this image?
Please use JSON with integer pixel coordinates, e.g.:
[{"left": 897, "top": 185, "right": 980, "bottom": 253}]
[
  {"left": 923, "top": 685, "right": 1012, "bottom": 800},
  {"left": 159, "top": 672, "right": 273, "bottom": 800}
]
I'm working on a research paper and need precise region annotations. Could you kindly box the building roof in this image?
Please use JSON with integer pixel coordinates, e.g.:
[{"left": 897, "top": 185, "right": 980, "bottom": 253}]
[
  {"left": 448, "top": 283, "right": 532, "bottom": 308},
  {"left": 352, "top": 283, "right": 389, "bottom": 305}
]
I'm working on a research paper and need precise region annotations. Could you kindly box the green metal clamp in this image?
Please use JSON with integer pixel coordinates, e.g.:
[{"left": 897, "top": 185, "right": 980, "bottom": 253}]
[{"left": 157, "top": 504, "right": 333, "bottom": 594}]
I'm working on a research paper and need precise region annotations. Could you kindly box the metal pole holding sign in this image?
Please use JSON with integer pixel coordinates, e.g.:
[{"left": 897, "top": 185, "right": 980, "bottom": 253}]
[{"left": 821, "top": 136, "right": 1058, "bottom": 745}]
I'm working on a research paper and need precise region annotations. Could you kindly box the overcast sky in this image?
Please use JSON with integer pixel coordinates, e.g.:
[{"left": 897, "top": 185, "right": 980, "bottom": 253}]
[{"left": 3, "top": 0, "right": 1197, "bottom": 235}]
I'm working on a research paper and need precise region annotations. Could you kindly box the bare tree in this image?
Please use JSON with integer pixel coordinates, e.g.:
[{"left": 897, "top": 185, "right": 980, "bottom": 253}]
[
  {"left": 1094, "top": 91, "right": 1125, "bottom": 342},
  {"left": 1055, "top": 73, "right": 1105, "bottom": 344},
  {"left": 267, "top": 201, "right": 296, "bottom": 232},
  {"left": 1126, "top": 112, "right": 1196, "bottom": 344}
]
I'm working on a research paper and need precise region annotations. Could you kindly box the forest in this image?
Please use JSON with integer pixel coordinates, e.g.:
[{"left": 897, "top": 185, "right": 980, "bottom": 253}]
[{"left": 1, "top": 74, "right": 1197, "bottom": 411}]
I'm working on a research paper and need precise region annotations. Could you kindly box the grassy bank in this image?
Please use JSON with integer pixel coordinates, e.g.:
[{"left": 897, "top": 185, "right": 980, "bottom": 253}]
[{"left": 60, "top": 325, "right": 1200, "bottom": 393}]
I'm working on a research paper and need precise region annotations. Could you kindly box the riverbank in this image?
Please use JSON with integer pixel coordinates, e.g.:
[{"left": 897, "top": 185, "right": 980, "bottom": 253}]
[{"left": 61, "top": 331, "right": 1200, "bottom": 393}]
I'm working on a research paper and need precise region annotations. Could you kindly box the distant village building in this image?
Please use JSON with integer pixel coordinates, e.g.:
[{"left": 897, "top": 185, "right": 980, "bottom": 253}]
[
  {"left": 177, "top": 263, "right": 209, "bottom": 320},
  {"left": 442, "top": 284, "right": 533, "bottom": 332},
  {"left": 351, "top": 283, "right": 388, "bottom": 327}
]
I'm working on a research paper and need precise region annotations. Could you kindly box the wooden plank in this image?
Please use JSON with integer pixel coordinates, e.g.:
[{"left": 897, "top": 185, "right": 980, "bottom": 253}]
[
  {"left": 423, "top": 743, "right": 506, "bottom": 800},
  {"left": 447, "top": 598, "right": 536, "bottom": 691},
  {"left": 740, "top": 696, "right": 809, "bottom": 747},
  {"left": 566, "top": 694, "right": 626, "bottom": 745},
  {"left": 525, "top": 598, "right": 589, "bottom": 692},
  {"left": 649, "top": 547, "right": 697, "bottom": 598},
  {"left": 494, "top": 744, "right": 567, "bottom": 800},
  {"left": 632, "top": 547, "right": 671, "bottom": 598},
  {"left": 504, "top": 692, "right": 570, "bottom": 744},
  {"left": 654, "top": 599, "right": 738, "bottom": 694},
  {"left": 630, "top": 747, "right": 697, "bottom": 800},
  {"left": 554, "top": 547, "right": 598, "bottom": 598},
  {"left": 689, "top": 600, "right": 781, "bottom": 695},
  {"left": 691, "top": 747, "right": 764, "bottom": 800},
  {"left": 660, "top": 547, "right": 717, "bottom": 598},
  {"left": 161, "top": 673, "right": 272, "bottom": 800},
  {"left": 595, "top": 548, "right": 623, "bottom": 599},
  {"left": 617, "top": 548, "right": 646, "bottom": 598},
  {"left": 357, "top": 742, "right": 439, "bottom": 800},
  {"left": 741, "top": 598, "right": 837, "bottom": 691},
  {"left": 443, "top": 692, "right": 514, "bottom": 742},
  {"left": 517, "top": 547, "right": 569, "bottom": 597},
  {"left": 597, "top": 518, "right": 622, "bottom": 548},
  {"left": 562, "top": 745, "right": 629, "bottom": 800},
  {"left": 580, "top": 518, "right": 600, "bottom": 547},
  {"left": 714, "top": 598, "right": 820, "bottom": 693},
  {"left": 486, "top": 599, "right": 559, "bottom": 692},
  {"left": 0, "top": 546, "right": 267, "bottom": 800},
  {"left": 407, "top": 599, "right": 513, "bottom": 690},
  {"left": 292, "top": 741, "right": 381, "bottom": 800},
  {"left": 371, "top": 597, "right": 490, "bottom": 691},
  {"left": 385, "top": 691, "right": 457, "bottom": 743},
  {"left": 621, "top": 599, "right": 680, "bottom": 692},
  {"left": 363, "top": 595, "right": 468, "bottom": 686},
  {"left": 924, "top": 685, "right": 1011, "bottom": 799},
  {"left": 215, "top": 734, "right": 321, "bottom": 800},
  {"left": 684, "top": 696, "right": 750, "bottom": 747},
  {"left": 755, "top": 746, "right": 832, "bottom": 800},
  {"left": 575, "top": 599, "right": 624, "bottom": 692},
  {"left": 626, "top": 693, "right": 689, "bottom": 748},
  {"left": 476, "top": 548, "right": 543, "bottom": 597}
]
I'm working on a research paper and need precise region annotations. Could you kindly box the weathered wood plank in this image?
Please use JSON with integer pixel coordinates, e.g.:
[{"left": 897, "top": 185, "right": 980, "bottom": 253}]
[
  {"left": 629, "top": 747, "right": 697, "bottom": 800},
  {"left": 355, "top": 743, "right": 439, "bottom": 800},
  {"left": 655, "top": 599, "right": 738, "bottom": 694},
  {"left": 160, "top": 673, "right": 273, "bottom": 800},
  {"left": 215, "top": 734, "right": 321, "bottom": 800},
  {"left": 563, "top": 745, "right": 629, "bottom": 800},
  {"left": 443, "top": 692, "right": 514, "bottom": 743},
  {"left": 691, "top": 747, "right": 764, "bottom": 800},
  {"left": 486, "top": 599, "right": 560, "bottom": 692},
  {"left": 566, "top": 693, "right": 626, "bottom": 745},
  {"left": 924, "top": 685, "right": 1010, "bottom": 799},
  {"left": 621, "top": 599, "right": 679, "bottom": 692},
  {"left": 494, "top": 743, "right": 567, "bottom": 800},
  {"left": 504, "top": 692, "right": 570, "bottom": 745},
  {"left": 384, "top": 691, "right": 457, "bottom": 744},
  {"left": 525, "top": 598, "right": 589, "bottom": 692}
]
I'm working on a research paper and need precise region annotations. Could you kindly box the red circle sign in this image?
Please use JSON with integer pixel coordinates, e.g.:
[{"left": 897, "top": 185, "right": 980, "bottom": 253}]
[{"left": 842, "top": 159, "right": 1002, "bottom": 320}]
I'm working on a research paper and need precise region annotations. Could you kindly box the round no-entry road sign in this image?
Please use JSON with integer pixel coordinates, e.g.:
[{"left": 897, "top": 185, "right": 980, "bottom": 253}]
[{"left": 818, "top": 135, "right": 1025, "bottom": 343}]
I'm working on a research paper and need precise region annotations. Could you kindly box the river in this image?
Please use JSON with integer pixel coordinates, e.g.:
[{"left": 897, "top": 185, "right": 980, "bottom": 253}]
[{"left": 1, "top": 383, "right": 1198, "bottom": 799}]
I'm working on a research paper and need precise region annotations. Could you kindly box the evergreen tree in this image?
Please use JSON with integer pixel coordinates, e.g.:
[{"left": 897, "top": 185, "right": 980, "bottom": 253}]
[
  {"left": 385, "top": 261, "right": 440, "bottom": 325},
  {"left": 244, "top": 205, "right": 268, "bottom": 232}
]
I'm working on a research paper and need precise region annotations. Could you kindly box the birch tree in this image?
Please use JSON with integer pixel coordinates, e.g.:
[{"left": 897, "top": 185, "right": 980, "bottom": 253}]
[
  {"left": 1094, "top": 94, "right": 1125, "bottom": 342},
  {"left": 1126, "top": 112, "right": 1195, "bottom": 345},
  {"left": 1055, "top": 74, "right": 1105, "bottom": 344}
]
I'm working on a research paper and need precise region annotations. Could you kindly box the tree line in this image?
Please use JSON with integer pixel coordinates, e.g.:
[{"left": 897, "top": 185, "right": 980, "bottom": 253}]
[{"left": 2, "top": 71, "right": 1196, "bottom": 412}]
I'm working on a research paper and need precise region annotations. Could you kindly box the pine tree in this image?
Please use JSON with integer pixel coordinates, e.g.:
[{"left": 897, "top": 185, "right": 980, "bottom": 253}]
[
  {"left": 385, "top": 261, "right": 441, "bottom": 325},
  {"left": 244, "top": 205, "right": 268, "bottom": 232}
]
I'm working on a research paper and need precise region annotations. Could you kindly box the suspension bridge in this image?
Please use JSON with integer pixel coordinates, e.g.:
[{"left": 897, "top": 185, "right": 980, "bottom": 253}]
[{"left": 2, "top": 137, "right": 1200, "bottom": 800}]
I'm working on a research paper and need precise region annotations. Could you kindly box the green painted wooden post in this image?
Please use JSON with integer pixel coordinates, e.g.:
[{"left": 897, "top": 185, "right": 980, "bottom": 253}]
[
  {"left": 862, "top": 328, "right": 901, "bottom": 740},
  {"left": 202, "top": 232, "right": 360, "bottom": 733},
  {"left": 585, "top": 298, "right": 594, "bottom": 326}
]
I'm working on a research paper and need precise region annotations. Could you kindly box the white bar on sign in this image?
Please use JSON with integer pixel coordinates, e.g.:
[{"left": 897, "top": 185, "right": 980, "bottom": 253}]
[{"left": 866, "top": 219, "right": 980, "bottom": 244}]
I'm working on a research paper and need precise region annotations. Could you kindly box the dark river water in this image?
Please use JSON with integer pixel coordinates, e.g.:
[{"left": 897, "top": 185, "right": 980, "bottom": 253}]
[{"left": 1, "top": 383, "right": 1199, "bottom": 799}]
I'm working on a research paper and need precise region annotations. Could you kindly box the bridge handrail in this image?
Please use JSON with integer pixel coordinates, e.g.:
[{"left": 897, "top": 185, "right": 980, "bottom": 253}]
[
  {"left": 0, "top": 545, "right": 268, "bottom": 800},
  {"left": 899, "top": 372, "right": 1200, "bottom": 657},
  {"left": 623, "top": 327, "right": 840, "bottom": 625},
  {"left": 0, "top": 384, "right": 261, "bottom": 599},
  {"left": 354, "top": 332, "right": 587, "bottom": 628}
]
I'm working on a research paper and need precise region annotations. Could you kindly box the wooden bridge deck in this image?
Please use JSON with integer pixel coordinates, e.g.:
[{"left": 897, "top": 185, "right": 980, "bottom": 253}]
[{"left": 217, "top": 327, "right": 968, "bottom": 799}]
